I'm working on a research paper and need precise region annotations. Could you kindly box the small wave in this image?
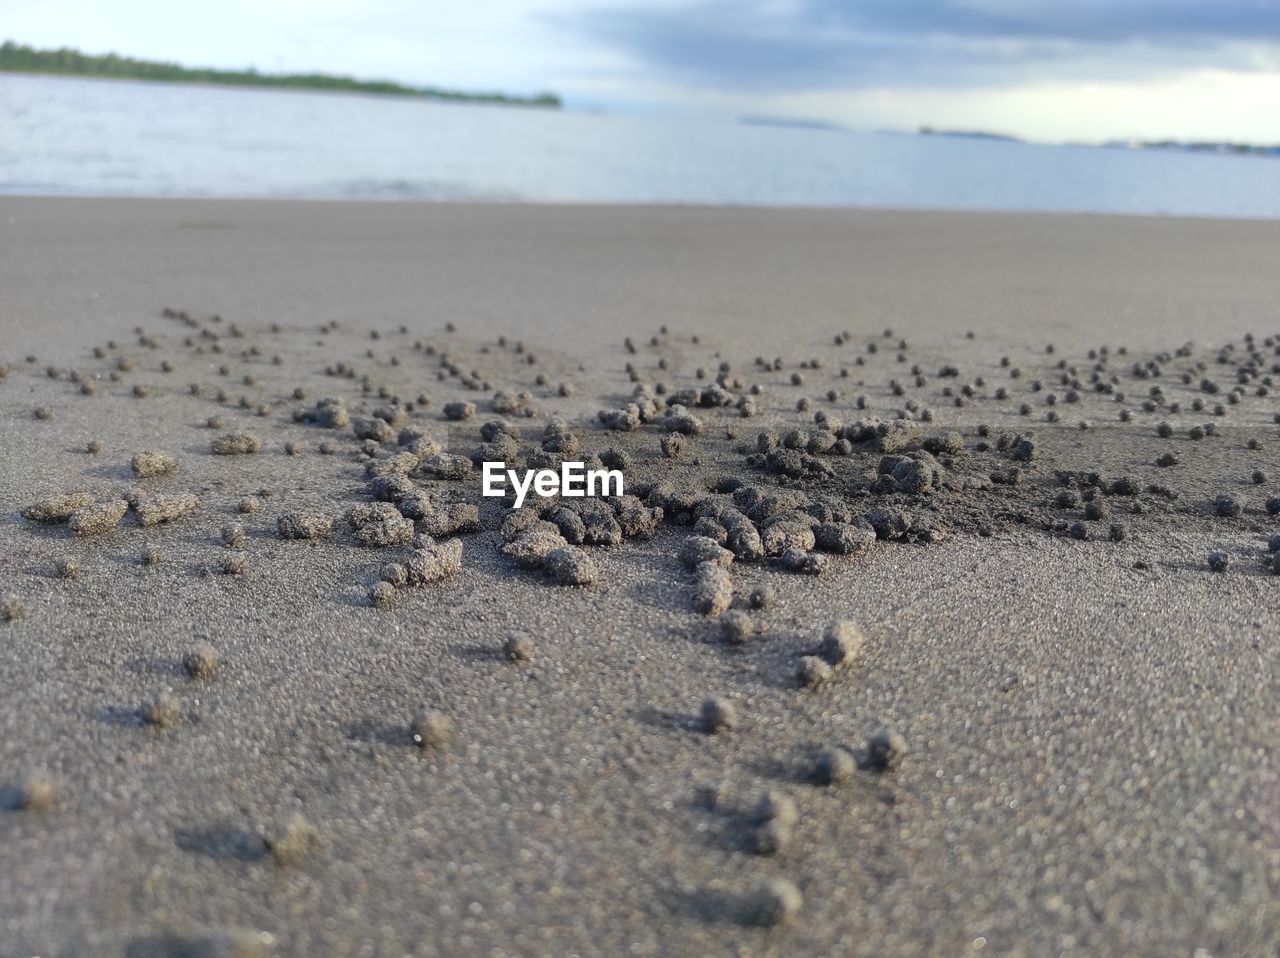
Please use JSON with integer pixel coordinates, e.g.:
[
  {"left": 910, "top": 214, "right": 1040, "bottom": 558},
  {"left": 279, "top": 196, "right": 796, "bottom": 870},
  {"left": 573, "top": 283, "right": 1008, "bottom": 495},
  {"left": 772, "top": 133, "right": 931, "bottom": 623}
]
[
  {"left": 341, "top": 178, "right": 434, "bottom": 198},
  {"left": 0, "top": 179, "right": 74, "bottom": 194},
  {"left": 320, "top": 178, "right": 524, "bottom": 202}
]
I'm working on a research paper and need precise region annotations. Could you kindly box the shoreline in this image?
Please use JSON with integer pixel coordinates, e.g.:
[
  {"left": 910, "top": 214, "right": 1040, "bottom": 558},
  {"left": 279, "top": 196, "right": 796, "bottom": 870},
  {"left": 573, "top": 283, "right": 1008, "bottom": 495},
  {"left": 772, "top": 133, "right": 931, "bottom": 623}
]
[{"left": 6, "top": 190, "right": 1280, "bottom": 222}]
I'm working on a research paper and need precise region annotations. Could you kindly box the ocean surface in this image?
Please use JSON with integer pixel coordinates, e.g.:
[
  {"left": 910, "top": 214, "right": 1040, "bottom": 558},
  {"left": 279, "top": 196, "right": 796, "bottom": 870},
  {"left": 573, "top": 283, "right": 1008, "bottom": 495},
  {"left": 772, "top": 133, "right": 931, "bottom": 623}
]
[{"left": 3, "top": 73, "right": 1279, "bottom": 218}]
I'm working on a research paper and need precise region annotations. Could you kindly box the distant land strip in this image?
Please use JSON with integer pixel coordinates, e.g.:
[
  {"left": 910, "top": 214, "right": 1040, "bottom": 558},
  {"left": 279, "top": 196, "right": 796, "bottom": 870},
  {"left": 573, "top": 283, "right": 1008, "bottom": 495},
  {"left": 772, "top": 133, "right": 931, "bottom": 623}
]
[{"left": 0, "top": 40, "right": 561, "bottom": 108}]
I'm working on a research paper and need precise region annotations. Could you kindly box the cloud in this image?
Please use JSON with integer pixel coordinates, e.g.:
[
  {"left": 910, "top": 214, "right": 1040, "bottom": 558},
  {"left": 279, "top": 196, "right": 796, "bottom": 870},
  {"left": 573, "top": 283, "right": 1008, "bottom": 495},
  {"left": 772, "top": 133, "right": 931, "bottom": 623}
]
[{"left": 556, "top": 0, "right": 1280, "bottom": 91}]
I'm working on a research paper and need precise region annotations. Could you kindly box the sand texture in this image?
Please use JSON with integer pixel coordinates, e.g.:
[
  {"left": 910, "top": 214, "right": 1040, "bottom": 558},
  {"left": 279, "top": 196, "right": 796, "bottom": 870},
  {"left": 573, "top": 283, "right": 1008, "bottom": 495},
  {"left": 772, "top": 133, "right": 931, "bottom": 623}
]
[{"left": 1, "top": 197, "right": 1279, "bottom": 958}]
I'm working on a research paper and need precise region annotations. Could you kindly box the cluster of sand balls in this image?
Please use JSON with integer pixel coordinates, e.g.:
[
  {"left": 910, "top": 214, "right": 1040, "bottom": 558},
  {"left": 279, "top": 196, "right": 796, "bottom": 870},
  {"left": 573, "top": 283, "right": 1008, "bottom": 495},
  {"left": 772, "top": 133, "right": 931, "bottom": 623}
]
[
  {"left": 690, "top": 615, "right": 906, "bottom": 926},
  {"left": 796, "top": 621, "right": 865, "bottom": 688},
  {"left": 22, "top": 459, "right": 202, "bottom": 541},
  {"left": 725, "top": 722, "right": 905, "bottom": 923},
  {"left": 13, "top": 310, "right": 1280, "bottom": 620},
  {"left": 5, "top": 308, "right": 1280, "bottom": 944}
]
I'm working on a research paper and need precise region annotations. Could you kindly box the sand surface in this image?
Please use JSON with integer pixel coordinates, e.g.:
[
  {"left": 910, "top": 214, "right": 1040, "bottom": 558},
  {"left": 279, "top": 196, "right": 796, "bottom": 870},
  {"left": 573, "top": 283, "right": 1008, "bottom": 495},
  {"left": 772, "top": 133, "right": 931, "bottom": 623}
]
[{"left": 1, "top": 197, "right": 1278, "bottom": 958}]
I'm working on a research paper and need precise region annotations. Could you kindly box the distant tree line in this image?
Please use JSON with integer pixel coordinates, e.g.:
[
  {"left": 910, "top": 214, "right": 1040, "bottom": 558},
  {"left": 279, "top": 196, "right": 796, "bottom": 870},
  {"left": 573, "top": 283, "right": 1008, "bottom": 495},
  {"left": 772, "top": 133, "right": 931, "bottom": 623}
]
[{"left": 0, "top": 40, "right": 561, "bottom": 108}]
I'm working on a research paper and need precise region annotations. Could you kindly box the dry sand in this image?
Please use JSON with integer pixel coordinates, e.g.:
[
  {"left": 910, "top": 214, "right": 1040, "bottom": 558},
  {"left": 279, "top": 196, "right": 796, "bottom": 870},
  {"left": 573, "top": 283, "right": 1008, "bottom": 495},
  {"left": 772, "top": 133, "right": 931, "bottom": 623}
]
[{"left": 1, "top": 197, "right": 1278, "bottom": 957}]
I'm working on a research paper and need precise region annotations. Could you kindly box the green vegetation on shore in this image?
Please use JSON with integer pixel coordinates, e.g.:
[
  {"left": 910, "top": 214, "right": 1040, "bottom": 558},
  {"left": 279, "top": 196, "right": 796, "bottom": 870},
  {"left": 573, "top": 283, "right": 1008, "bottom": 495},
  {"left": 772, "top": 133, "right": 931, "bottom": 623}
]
[{"left": 0, "top": 40, "right": 561, "bottom": 108}]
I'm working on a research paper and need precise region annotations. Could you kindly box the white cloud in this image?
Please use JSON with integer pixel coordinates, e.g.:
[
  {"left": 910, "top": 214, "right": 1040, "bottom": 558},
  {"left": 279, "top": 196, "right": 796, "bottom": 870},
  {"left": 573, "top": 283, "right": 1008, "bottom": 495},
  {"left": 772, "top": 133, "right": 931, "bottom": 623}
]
[{"left": 759, "top": 70, "right": 1280, "bottom": 142}]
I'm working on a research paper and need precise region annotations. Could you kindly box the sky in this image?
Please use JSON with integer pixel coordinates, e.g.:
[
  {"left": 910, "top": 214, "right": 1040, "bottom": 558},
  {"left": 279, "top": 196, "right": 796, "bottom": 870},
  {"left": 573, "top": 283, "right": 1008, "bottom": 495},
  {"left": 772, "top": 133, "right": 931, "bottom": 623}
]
[{"left": 5, "top": 0, "right": 1280, "bottom": 142}]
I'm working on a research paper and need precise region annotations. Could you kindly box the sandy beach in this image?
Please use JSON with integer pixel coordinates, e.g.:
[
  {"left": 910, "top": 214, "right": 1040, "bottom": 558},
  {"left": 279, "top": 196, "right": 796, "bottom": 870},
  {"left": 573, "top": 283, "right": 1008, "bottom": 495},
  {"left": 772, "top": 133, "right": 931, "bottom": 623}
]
[{"left": 1, "top": 197, "right": 1278, "bottom": 957}]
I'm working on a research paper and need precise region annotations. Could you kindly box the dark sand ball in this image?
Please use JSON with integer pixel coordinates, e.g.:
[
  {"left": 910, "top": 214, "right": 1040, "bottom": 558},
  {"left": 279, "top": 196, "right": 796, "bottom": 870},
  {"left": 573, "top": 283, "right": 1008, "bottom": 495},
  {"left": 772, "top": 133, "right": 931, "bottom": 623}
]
[
  {"left": 681, "top": 536, "right": 733, "bottom": 569},
  {"left": 501, "top": 526, "right": 567, "bottom": 570},
  {"left": 0, "top": 593, "right": 26, "bottom": 623},
  {"left": 862, "top": 727, "right": 907, "bottom": 772},
  {"left": 499, "top": 509, "right": 542, "bottom": 542},
  {"left": 379, "top": 562, "right": 409, "bottom": 588},
  {"left": 719, "top": 610, "right": 755, "bottom": 645},
  {"left": 748, "top": 584, "right": 775, "bottom": 610},
  {"left": 410, "top": 710, "right": 452, "bottom": 749},
  {"left": 221, "top": 525, "right": 245, "bottom": 548},
  {"left": 813, "top": 523, "right": 875, "bottom": 555},
  {"left": 1055, "top": 490, "right": 1082, "bottom": 509},
  {"left": 11, "top": 772, "right": 57, "bottom": 811},
  {"left": 443, "top": 401, "right": 475, "bottom": 421},
  {"left": 1207, "top": 550, "right": 1229, "bottom": 572},
  {"left": 813, "top": 747, "right": 855, "bottom": 785},
  {"left": 545, "top": 546, "right": 597, "bottom": 586},
  {"left": 141, "top": 545, "right": 163, "bottom": 566},
  {"left": 751, "top": 878, "right": 803, "bottom": 927},
  {"left": 69, "top": 499, "right": 129, "bottom": 537},
  {"left": 263, "top": 814, "right": 318, "bottom": 867},
  {"left": 369, "top": 581, "right": 397, "bottom": 608},
  {"left": 142, "top": 689, "right": 181, "bottom": 728},
  {"left": 212, "top": 433, "right": 262, "bottom": 455},
  {"left": 1268, "top": 534, "right": 1280, "bottom": 554},
  {"left": 277, "top": 512, "right": 334, "bottom": 540},
  {"left": 693, "top": 562, "right": 734, "bottom": 616},
  {"left": 131, "top": 450, "right": 178, "bottom": 477},
  {"left": 503, "top": 633, "right": 535, "bottom": 662},
  {"left": 1214, "top": 494, "right": 1243, "bottom": 518},
  {"left": 23, "top": 491, "right": 96, "bottom": 524},
  {"left": 1267, "top": 496, "right": 1280, "bottom": 516},
  {"left": 701, "top": 696, "right": 737, "bottom": 733},
  {"left": 136, "top": 493, "right": 199, "bottom": 527},
  {"left": 220, "top": 553, "right": 246, "bottom": 576},
  {"left": 797, "top": 656, "right": 832, "bottom": 688},
  {"left": 780, "top": 549, "right": 827, "bottom": 575},
  {"left": 819, "top": 621, "right": 864, "bottom": 667},
  {"left": 754, "top": 791, "right": 798, "bottom": 827},
  {"left": 355, "top": 513, "right": 416, "bottom": 547},
  {"left": 1084, "top": 500, "right": 1109, "bottom": 521},
  {"left": 183, "top": 644, "right": 220, "bottom": 679},
  {"left": 751, "top": 819, "right": 791, "bottom": 856}
]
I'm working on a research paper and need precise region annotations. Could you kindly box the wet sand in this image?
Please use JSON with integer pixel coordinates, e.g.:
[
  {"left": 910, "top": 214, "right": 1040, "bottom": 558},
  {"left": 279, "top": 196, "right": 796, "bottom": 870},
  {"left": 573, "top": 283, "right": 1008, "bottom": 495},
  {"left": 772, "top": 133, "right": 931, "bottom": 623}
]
[{"left": 1, "top": 197, "right": 1278, "bottom": 958}]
